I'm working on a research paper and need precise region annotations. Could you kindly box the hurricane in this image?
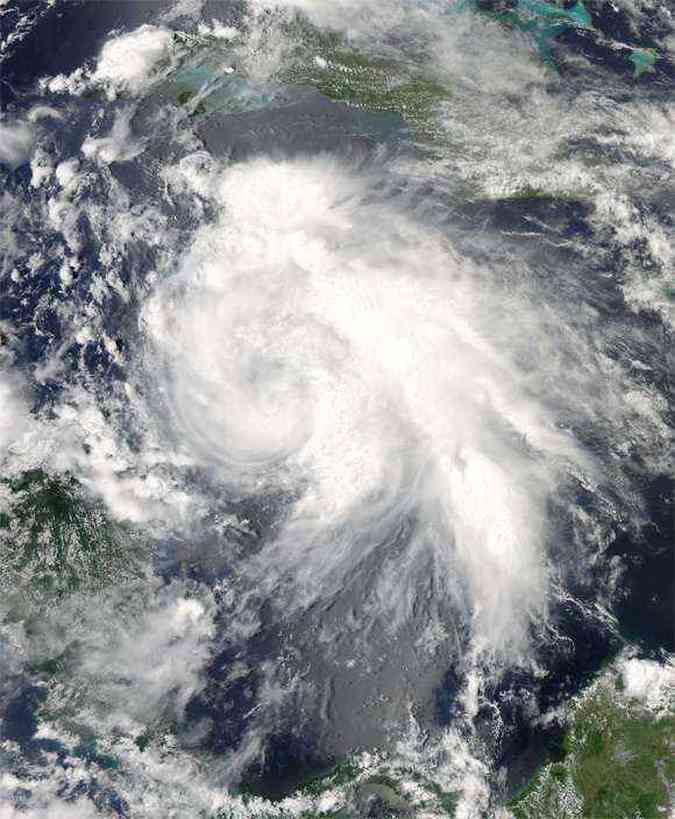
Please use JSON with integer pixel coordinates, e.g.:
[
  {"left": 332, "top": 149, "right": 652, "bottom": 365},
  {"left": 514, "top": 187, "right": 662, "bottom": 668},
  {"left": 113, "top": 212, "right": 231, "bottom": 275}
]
[{"left": 0, "top": 1, "right": 673, "bottom": 817}]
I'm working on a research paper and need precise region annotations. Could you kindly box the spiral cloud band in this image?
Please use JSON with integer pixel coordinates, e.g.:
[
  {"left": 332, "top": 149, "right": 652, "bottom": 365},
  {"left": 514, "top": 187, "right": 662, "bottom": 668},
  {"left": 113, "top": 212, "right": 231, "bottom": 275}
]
[{"left": 142, "top": 155, "right": 594, "bottom": 660}]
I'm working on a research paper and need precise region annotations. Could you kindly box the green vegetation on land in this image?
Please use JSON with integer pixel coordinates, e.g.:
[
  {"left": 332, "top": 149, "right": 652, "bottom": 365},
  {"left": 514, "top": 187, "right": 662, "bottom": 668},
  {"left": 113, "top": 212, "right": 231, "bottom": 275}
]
[
  {"left": 168, "top": 0, "right": 662, "bottom": 156},
  {"left": 509, "top": 673, "right": 674, "bottom": 819},
  {"left": 277, "top": 16, "right": 451, "bottom": 141},
  {"left": 169, "top": 15, "right": 452, "bottom": 141},
  {"left": 216, "top": 753, "right": 459, "bottom": 818},
  {"left": 0, "top": 469, "right": 141, "bottom": 603}
]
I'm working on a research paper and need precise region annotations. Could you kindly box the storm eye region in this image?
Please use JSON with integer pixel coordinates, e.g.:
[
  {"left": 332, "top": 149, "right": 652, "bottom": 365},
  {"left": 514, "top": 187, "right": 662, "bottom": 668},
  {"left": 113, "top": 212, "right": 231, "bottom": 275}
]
[{"left": 139, "top": 156, "right": 573, "bottom": 660}]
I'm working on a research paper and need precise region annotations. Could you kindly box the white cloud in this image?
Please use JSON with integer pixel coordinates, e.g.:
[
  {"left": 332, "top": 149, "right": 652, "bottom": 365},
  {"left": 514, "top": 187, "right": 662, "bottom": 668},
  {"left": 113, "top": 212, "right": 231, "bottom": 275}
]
[
  {"left": 621, "top": 656, "right": 675, "bottom": 715},
  {"left": 91, "top": 25, "right": 173, "bottom": 99},
  {"left": 27, "top": 106, "right": 64, "bottom": 123},
  {"left": 141, "top": 155, "right": 593, "bottom": 660},
  {"left": 0, "top": 801, "right": 101, "bottom": 819},
  {"left": 79, "top": 583, "right": 216, "bottom": 722},
  {"left": 0, "top": 372, "right": 32, "bottom": 459},
  {"left": 0, "top": 122, "right": 33, "bottom": 169},
  {"left": 40, "top": 25, "right": 173, "bottom": 102},
  {"left": 81, "top": 108, "right": 145, "bottom": 165}
]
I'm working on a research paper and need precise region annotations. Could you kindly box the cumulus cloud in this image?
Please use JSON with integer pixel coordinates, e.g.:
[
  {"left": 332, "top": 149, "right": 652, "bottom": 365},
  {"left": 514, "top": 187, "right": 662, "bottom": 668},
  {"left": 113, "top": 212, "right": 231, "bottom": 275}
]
[
  {"left": 27, "top": 106, "right": 64, "bottom": 123},
  {"left": 0, "top": 800, "right": 100, "bottom": 819},
  {"left": 1, "top": 564, "right": 224, "bottom": 818},
  {"left": 42, "top": 25, "right": 173, "bottom": 101},
  {"left": 0, "top": 371, "right": 32, "bottom": 458},
  {"left": 81, "top": 108, "right": 145, "bottom": 165},
  {"left": 19, "top": 576, "right": 216, "bottom": 732},
  {"left": 0, "top": 122, "right": 33, "bottom": 169},
  {"left": 91, "top": 24, "right": 173, "bottom": 99},
  {"left": 79, "top": 584, "right": 216, "bottom": 722},
  {"left": 621, "top": 656, "right": 675, "bottom": 715}
]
